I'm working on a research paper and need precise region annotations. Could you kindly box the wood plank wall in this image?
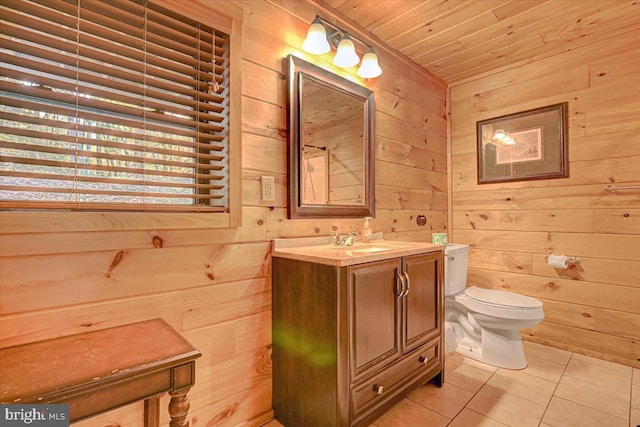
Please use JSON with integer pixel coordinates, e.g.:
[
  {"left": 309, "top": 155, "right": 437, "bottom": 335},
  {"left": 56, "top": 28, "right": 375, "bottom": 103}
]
[
  {"left": 449, "top": 27, "right": 640, "bottom": 368},
  {"left": 0, "top": 0, "right": 447, "bottom": 425}
]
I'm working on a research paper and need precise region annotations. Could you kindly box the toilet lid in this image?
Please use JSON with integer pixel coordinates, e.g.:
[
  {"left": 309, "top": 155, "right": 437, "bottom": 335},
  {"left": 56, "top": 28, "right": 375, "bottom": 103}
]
[{"left": 465, "top": 286, "right": 542, "bottom": 309}]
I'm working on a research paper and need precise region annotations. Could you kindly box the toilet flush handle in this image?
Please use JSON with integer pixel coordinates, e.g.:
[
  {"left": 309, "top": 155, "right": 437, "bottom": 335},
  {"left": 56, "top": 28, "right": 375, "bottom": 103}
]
[{"left": 448, "top": 256, "right": 455, "bottom": 261}]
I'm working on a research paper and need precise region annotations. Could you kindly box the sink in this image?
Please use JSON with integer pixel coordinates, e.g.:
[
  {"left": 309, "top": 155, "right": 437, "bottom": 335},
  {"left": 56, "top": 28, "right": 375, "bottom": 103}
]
[
  {"left": 336, "top": 244, "right": 406, "bottom": 254},
  {"left": 350, "top": 246, "right": 397, "bottom": 253}
]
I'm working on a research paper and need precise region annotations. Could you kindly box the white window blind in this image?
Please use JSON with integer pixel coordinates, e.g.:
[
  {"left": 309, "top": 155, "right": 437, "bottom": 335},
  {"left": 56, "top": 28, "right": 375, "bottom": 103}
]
[{"left": 0, "top": 0, "right": 231, "bottom": 212}]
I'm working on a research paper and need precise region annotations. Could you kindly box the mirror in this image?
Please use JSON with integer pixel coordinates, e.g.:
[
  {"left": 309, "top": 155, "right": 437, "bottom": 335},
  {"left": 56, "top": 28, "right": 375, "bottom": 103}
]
[{"left": 287, "top": 55, "right": 375, "bottom": 218}]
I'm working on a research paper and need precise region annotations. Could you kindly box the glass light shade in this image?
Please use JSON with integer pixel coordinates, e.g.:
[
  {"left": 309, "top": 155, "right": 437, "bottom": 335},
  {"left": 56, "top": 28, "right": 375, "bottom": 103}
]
[
  {"left": 493, "top": 129, "right": 507, "bottom": 140},
  {"left": 357, "top": 49, "right": 382, "bottom": 78},
  {"left": 333, "top": 34, "right": 359, "bottom": 68},
  {"left": 493, "top": 129, "right": 516, "bottom": 145},
  {"left": 302, "top": 18, "right": 330, "bottom": 55},
  {"left": 501, "top": 135, "right": 516, "bottom": 145}
]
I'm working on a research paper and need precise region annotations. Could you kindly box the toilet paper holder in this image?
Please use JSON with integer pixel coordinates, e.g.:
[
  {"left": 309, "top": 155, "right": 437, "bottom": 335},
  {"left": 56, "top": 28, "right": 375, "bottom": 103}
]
[{"left": 544, "top": 254, "right": 580, "bottom": 268}]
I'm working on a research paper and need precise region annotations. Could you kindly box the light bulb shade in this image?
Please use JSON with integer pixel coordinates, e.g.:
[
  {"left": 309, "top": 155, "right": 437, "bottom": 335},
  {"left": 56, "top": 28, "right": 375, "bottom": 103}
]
[
  {"left": 492, "top": 129, "right": 516, "bottom": 145},
  {"left": 302, "top": 18, "right": 330, "bottom": 55},
  {"left": 501, "top": 136, "right": 516, "bottom": 145},
  {"left": 493, "top": 129, "right": 506, "bottom": 140},
  {"left": 357, "top": 48, "right": 382, "bottom": 78},
  {"left": 333, "top": 34, "right": 359, "bottom": 68}
]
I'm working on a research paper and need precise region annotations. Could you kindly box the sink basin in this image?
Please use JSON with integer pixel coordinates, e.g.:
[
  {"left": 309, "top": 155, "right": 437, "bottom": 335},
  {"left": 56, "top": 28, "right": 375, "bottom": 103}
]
[
  {"left": 335, "top": 244, "right": 406, "bottom": 254},
  {"left": 350, "top": 246, "right": 396, "bottom": 253}
]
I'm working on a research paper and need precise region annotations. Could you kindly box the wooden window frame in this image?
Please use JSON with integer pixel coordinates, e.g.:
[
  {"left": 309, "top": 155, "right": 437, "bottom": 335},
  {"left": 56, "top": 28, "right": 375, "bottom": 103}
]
[{"left": 0, "top": 0, "right": 242, "bottom": 230}]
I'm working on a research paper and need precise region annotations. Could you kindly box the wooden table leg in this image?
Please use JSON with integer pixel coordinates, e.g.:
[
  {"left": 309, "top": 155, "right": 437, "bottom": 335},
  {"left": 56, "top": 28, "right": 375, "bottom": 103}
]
[
  {"left": 144, "top": 395, "right": 161, "bottom": 427},
  {"left": 169, "top": 388, "right": 191, "bottom": 427}
]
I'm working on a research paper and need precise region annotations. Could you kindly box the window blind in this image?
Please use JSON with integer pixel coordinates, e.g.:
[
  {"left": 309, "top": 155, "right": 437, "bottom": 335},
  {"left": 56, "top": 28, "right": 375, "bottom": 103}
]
[{"left": 0, "top": 0, "right": 231, "bottom": 212}]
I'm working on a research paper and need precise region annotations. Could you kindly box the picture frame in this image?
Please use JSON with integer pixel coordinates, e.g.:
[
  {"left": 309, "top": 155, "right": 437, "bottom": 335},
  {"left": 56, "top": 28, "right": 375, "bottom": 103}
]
[{"left": 476, "top": 102, "right": 568, "bottom": 184}]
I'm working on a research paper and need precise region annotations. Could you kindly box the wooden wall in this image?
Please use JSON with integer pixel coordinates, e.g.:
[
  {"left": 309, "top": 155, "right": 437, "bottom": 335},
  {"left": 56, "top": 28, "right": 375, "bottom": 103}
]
[
  {"left": 449, "top": 27, "right": 640, "bottom": 368},
  {"left": 0, "top": 0, "right": 447, "bottom": 426}
]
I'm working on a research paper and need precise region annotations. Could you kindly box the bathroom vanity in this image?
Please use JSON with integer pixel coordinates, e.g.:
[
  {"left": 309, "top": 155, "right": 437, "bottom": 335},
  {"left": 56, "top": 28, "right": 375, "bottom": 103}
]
[{"left": 272, "top": 238, "right": 444, "bottom": 427}]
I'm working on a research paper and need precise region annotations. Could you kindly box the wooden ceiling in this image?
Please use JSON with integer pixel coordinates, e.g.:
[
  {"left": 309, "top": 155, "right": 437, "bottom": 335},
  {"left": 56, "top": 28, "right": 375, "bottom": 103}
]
[{"left": 322, "top": 0, "right": 640, "bottom": 83}]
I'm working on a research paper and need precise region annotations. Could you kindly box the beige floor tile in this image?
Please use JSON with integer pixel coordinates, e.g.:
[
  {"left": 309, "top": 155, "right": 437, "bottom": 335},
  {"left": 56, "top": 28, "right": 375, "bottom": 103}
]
[
  {"left": 632, "top": 384, "right": 640, "bottom": 409},
  {"left": 445, "top": 358, "right": 494, "bottom": 393},
  {"left": 466, "top": 384, "right": 546, "bottom": 427},
  {"left": 408, "top": 382, "right": 473, "bottom": 419},
  {"left": 570, "top": 352, "right": 633, "bottom": 376},
  {"left": 447, "top": 351, "right": 498, "bottom": 373},
  {"left": 266, "top": 343, "right": 638, "bottom": 427},
  {"left": 631, "top": 407, "right": 640, "bottom": 427},
  {"left": 519, "top": 353, "right": 566, "bottom": 383},
  {"left": 564, "top": 357, "right": 632, "bottom": 393},
  {"left": 486, "top": 368, "right": 556, "bottom": 406},
  {"left": 371, "top": 398, "right": 450, "bottom": 427},
  {"left": 523, "top": 340, "right": 571, "bottom": 365},
  {"left": 555, "top": 375, "right": 630, "bottom": 420},
  {"left": 541, "top": 397, "right": 628, "bottom": 427},
  {"left": 447, "top": 408, "right": 508, "bottom": 427}
]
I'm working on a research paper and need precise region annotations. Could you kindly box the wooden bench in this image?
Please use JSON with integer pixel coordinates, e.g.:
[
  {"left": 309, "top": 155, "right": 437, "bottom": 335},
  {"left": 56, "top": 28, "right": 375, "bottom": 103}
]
[{"left": 0, "top": 318, "right": 201, "bottom": 426}]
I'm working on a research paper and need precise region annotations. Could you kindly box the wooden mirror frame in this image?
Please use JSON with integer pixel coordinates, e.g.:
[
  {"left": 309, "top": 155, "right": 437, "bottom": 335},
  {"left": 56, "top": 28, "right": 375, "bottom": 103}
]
[{"left": 286, "top": 54, "right": 375, "bottom": 219}]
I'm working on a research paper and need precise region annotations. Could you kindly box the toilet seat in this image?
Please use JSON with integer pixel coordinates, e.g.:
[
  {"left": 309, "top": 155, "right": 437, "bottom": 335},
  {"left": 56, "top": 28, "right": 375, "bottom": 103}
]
[
  {"left": 465, "top": 286, "right": 542, "bottom": 309},
  {"left": 455, "top": 286, "right": 544, "bottom": 320}
]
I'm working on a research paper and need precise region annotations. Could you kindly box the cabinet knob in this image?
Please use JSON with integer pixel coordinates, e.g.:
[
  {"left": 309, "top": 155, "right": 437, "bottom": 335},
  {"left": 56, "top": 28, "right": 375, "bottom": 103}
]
[
  {"left": 373, "top": 383, "right": 384, "bottom": 395},
  {"left": 419, "top": 355, "right": 429, "bottom": 365}
]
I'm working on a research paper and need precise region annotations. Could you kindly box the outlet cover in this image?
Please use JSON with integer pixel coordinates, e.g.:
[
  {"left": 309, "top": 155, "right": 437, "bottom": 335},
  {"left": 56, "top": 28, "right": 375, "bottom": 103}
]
[{"left": 261, "top": 176, "right": 275, "bottom": 201}]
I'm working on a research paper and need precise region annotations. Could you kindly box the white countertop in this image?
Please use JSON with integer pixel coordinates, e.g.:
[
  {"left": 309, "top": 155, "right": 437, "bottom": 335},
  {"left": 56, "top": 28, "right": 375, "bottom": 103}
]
[{"left": 272, "top": 236, "right": 444, "bottom": 266}]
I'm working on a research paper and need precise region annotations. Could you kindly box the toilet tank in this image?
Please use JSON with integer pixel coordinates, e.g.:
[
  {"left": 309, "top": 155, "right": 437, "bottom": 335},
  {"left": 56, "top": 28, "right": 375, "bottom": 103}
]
[{"left": 444, "top": 244, "right": 469, "bottom": 296}]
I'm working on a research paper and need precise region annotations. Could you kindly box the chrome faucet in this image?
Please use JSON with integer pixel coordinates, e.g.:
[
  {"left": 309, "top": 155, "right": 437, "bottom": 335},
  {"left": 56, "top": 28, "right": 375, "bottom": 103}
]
[{"left": 331, "top": 231, "right": 359, "bottom": 246}]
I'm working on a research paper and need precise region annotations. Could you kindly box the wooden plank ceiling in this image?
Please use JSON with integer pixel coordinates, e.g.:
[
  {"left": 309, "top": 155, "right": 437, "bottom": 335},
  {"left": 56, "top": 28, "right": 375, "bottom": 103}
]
[{"left": 322, "top": 0, "right": 640, "bottom": 83}]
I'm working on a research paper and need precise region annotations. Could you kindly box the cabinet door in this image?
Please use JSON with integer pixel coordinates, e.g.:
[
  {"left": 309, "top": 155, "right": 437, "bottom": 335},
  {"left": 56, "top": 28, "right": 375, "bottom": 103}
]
[
  {"left": 402, "top": 252, "right": 442, "bottom": 354},
  {"left": 348, "top": 258, "right": 402, "bottom": 382}
]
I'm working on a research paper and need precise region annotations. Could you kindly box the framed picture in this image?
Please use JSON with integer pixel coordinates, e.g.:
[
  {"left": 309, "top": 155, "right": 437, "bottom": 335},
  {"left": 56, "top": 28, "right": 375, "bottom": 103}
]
[{"left": 477, "top": 103, "right": 568, "bottom": 184}]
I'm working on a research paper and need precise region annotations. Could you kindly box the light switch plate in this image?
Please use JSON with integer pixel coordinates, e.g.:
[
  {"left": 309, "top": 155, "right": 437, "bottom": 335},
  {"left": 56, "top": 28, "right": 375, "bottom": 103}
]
[{"left": 261, "top": 176, "right": 275, "bottom": 201}]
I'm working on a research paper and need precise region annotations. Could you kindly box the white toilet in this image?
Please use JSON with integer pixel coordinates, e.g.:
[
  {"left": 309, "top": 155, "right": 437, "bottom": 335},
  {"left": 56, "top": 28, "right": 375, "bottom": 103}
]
[{"left": 444, "top": 244, "right": 544, "bottom": 369}]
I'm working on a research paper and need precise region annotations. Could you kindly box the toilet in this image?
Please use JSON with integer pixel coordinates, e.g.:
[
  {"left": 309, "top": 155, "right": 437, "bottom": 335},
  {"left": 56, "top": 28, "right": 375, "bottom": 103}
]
[{"left": 444, "top": 244, "right": 544, "bottom": 369}]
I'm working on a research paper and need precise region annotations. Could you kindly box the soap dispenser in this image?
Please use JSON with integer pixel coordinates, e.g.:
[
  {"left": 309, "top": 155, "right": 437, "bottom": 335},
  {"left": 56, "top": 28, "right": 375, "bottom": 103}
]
[{"left": 361, "top": 217, "right": 373, "bottom": 243}]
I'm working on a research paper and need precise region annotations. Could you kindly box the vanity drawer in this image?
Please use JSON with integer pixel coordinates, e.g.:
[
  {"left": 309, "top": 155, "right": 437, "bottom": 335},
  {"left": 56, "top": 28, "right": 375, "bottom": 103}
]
[{"left": 351, "top": 339, "right": 439, "bottom": 419}]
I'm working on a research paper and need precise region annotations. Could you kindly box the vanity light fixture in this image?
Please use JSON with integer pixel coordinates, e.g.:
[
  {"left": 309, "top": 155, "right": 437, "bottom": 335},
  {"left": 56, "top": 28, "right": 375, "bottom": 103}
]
[
  {"left": 333, "top": 33, "right": 359, "bottom": 67},
  {"left": 302, "top": 15, "right": 382, "bottom": 78},
  {"left": 493, "top": 129, "right": 507, "bottom": 140},
  {"left": 358, "top": 47, "right": 383, "bottom": 78},
  {"left": 501, "top": 135, "right": 516, "bottom": 145},
  {"left": 302, "top": 17, "right": 331, "bottom": 54},
  {"left": 493, "top": 128, "right": 516, "bottom": 145}
]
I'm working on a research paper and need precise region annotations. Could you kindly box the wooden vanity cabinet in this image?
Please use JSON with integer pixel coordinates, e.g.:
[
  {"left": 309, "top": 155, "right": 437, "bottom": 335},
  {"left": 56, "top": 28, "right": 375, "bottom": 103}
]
[{"left": 272, "top": 250, "right": 443, "bottom": 427}]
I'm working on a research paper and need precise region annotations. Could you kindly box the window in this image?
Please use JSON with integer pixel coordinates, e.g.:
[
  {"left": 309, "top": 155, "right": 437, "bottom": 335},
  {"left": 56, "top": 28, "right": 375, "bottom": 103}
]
[{"left": 0, "top": 0, "right": 240, "bottom": 218}]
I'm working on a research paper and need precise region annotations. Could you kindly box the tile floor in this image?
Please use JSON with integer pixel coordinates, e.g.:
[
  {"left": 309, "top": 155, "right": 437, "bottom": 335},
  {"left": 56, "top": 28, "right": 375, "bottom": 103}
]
[{"left": 265, "top": 341, "right": 640, "bottom": 427}]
